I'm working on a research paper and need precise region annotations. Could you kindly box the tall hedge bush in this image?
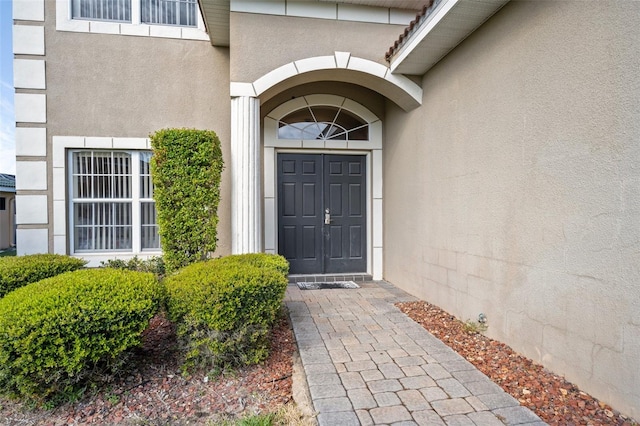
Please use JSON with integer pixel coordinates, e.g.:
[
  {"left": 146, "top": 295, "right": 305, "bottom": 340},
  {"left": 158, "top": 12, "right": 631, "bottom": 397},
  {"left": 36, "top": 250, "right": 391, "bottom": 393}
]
[
  {"left": 0, "top": 269, "right": 162, "bottom": 399},
  {"left": 150, "top": 128, "right": 224, "bottom": 272},
  {"left": 0, "top": 254, "right": 86, "bottom": 298},
  {"left": 165, "top": 254, "right": 289, "bottom": 372}
]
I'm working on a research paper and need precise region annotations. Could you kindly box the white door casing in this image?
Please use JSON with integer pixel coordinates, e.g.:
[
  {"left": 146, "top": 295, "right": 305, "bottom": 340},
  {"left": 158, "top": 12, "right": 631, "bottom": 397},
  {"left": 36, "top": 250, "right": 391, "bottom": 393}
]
[
  {"left": 230, "top": 52, "right": 420, "bottom": 270},
  {"left": 263, "top": 94, "right": 384, "bottom": 279}
]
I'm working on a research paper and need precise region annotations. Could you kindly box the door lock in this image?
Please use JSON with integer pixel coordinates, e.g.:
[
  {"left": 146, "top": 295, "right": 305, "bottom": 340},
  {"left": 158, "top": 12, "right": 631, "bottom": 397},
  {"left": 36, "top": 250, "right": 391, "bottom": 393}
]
[{"left": 324, "top": 208, "right": 331, "bottom": 225}]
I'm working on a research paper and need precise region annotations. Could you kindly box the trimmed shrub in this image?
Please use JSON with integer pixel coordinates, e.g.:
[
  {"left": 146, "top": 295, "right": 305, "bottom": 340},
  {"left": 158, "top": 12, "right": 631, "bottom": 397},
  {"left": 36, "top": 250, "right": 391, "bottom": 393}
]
[
  {"left": 212, "top": 253, "right": 290, "bottom": 277},
  {"left": 101, "top": 256, "right": 166, "bottom": 278},
  {"left": 0, "top": 254, "right": 86, "bottom": 298},
  {"left": 150, "top": 128, "right": 224, "bottom": 272},
  {"left": 0, "top": 269, "right": 162, "bottom": 399},
  {"left": 165, "top": 254, "right": 289, "bottom": 372}
]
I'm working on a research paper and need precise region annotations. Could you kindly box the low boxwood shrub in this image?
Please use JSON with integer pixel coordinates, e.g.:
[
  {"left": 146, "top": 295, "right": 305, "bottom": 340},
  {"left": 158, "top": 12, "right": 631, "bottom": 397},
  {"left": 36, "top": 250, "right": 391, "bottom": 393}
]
[
  {"left": 165, "top": 254, "right": 289, "bottom": 372},
  {"left": 0, "top": 254, "right": 86, "bottom": 298},
  {"left": 212, "top": 253, "right": 290, "bottom": 277},
  {"left": 101, "top": 255, "right": 166, "bottom": 278},
  {"left": 0, "top": 269, "right": 162, "bottom": 399}
]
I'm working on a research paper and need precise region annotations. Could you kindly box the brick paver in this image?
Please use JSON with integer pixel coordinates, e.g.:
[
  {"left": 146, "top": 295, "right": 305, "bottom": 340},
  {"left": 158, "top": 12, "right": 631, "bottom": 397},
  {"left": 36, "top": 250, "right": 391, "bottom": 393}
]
[
  {"left": 431, "top": 398, "right": 474, "bottom": 416},
  {"left": 348, "top": 388, "right": 377, "bottom": 409},
  {"left": 286, "top": 281, "right": 546, "bottom": 425},
  {"left": 397, "top": 389, "right": 431, "bottom": 411}
]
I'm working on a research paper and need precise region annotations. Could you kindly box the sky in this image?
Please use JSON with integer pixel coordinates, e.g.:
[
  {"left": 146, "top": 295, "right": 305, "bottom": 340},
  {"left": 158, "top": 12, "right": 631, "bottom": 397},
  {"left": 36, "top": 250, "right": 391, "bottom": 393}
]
[{"left": 0, "top": 0, "right": 15, "bottom": 175}]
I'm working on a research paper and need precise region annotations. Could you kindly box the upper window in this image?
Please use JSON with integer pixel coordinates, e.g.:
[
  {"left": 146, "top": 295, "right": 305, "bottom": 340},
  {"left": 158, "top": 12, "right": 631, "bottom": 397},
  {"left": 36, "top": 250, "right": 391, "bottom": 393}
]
[
  {"left": 142, "top": 0, "right": 197, "bottom": 26},
  {"left": 0, "top": 198, "right": 5, "bottom": 211},
  {"left": 278, "top": 105, "right": 369, "bottom": 141},
  {"left": 72, "top": 0, "right": 132, "bottom": 22},
  {"left": 72, "top": 0, "right": 197, "bottom": 27},
  {"left": 70, "top": 150, "right": 160, "bottom": 253}
]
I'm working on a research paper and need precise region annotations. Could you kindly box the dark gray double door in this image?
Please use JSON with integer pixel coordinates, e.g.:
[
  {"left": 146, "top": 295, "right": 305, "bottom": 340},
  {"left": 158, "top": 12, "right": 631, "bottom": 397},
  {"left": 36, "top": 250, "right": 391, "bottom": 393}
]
[{"left": 278, "top": 154, "right": 366, "bottom": 275}]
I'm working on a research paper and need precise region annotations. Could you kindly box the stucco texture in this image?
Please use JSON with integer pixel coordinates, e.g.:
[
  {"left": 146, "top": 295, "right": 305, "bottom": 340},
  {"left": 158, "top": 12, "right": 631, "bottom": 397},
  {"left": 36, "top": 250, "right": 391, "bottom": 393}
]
[
  {"left": 43, "top": 0, "right": 232, "bottom": 254},
  {"left": 229, "top": 12, "right": 404, "bottom": 83},
  {"left": 383, "top": 0, "right": 640, "bottom": 418}
]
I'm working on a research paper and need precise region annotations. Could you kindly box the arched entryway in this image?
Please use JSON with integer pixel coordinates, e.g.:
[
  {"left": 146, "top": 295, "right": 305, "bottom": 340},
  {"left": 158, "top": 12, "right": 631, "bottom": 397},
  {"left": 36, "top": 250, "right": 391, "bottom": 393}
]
[
  {"left": 263, "top": 95, "right": 383, "bottom": 278},
  {"left": 228, "top": 53, "right": 421, "bottom": 281}
]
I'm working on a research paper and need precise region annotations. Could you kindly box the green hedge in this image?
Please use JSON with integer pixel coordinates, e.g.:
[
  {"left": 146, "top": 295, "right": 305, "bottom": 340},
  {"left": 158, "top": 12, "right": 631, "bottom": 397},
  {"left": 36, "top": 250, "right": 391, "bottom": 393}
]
[
  {"left": 150, "top": 128, "right": 224, "bottom": 272},
  {"left": 165, "top": 254, "right": 289, "bottom": 371},
  {"left": 0, "top": 269, "right": 162, "bottom": 399},
  {"left": 211, "top": 253, "right": 290, "bottom": 277},
  {"left": 0, "top": 254, "right": 86, "bottom": 298},
  {"left": 101, "top": 256, "right": 166, "bottom": 278}
]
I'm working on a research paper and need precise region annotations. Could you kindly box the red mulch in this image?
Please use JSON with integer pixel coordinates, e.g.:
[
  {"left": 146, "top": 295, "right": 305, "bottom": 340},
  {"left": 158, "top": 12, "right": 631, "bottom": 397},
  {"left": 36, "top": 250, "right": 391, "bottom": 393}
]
[
  {"left": 0, "top": 312, "right": 295, "bottom": 425},
  {"left": 396, "top": 301, "right": 637, "bottom": 426}
]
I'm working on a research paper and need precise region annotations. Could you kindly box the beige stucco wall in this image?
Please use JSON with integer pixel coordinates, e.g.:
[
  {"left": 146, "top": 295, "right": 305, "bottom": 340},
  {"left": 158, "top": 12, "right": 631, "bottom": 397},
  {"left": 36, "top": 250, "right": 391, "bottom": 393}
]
[
  {"left": 39, "top": 0, "right": 232, "bottom": 254},
  {"left": 384, "top": 0, "right": 640, "bottom": 418},
  {"left": 229, "top": 12, "right": 404, "bottom": 83}
]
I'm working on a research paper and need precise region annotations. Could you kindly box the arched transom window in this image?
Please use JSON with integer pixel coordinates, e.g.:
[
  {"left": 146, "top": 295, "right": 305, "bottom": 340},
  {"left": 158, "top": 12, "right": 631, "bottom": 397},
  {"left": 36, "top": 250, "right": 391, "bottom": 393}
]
[{"left": 278, "top": 105, "right": 369, "bottom": 140}]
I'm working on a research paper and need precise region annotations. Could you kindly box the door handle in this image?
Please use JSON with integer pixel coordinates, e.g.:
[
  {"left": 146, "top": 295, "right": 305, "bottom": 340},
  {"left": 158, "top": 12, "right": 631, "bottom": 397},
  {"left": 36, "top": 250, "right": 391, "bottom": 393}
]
[{"left": 324, "top": 208, "right": 331, "bottom": 225}]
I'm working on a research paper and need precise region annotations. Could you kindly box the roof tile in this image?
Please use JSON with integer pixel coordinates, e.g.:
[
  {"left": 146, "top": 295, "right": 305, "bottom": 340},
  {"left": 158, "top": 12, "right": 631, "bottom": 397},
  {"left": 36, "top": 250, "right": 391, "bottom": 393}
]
[{"left": 385, "top": 1, "right": 436, "bottom": 62}]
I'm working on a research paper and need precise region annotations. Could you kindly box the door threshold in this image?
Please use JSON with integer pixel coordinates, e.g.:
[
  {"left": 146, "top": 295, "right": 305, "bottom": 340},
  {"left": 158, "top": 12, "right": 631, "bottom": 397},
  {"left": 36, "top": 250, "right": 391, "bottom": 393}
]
[{"left": 288, "top": 273, "right": 372, "bottom": 284}]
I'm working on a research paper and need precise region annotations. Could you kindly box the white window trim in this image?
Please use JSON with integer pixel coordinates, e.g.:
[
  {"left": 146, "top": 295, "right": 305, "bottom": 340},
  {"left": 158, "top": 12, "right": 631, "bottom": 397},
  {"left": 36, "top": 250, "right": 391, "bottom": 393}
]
[
  {"left": 69, "top": 150, "right": 158, "bottom": 255},
  {"left": 230, "top": 1, "right": 417, "bottom": 26},
  {"left": 53, "top": 136, "right": 161, "bottom": 267},
  {"left": 56, "top": 0, "right": 209, "bottom": 41}
]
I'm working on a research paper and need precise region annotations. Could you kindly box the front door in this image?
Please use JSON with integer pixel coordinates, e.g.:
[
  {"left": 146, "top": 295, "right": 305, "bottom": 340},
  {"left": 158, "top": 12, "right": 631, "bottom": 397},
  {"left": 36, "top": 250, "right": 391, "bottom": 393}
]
[{"left": 278, "top": 154, "right": 366, "bottom": 275}]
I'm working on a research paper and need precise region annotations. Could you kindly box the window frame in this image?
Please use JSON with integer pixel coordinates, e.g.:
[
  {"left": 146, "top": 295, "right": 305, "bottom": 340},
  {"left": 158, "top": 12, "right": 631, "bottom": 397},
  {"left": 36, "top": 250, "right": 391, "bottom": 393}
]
[
  {"left": 68, "top": 149, "right": 160, "bottom": 256},
  {"left": 278, "top": 105, "right": 370, "bottom": 141},
  {"left": 56, "top": 0, "right": 208, "bottom": 41},
  {"left": 140, "top": 0, "right": 198, "bottom": 27},
  {"left": 71, "top": 0, "right": 133, "bottom": 23},
  {"left": 138, "top": 152, "right": 160, "bottom": 250}
]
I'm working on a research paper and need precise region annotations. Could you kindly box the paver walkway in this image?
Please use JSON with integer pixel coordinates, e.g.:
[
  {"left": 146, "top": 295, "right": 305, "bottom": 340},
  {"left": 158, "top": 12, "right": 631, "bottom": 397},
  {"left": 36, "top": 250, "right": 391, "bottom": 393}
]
[{"left": 285, "top": 280, "right": 547, "bottom": 426}]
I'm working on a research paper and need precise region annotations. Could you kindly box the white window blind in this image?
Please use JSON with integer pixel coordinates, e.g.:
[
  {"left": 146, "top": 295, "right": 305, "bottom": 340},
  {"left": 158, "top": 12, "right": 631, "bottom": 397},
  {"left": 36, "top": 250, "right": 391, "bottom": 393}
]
[
  {"left": 72, "top": 0, "right": 132, "bottom": 22},
  {"left": 141, "top": 0, "right": 197, "bottom": 26},
  {"left": 71, "top": 150, "right": 160, "bottom": 253},
  {"left": 139, "top": 152, "right": 160, "bottom": 250}
]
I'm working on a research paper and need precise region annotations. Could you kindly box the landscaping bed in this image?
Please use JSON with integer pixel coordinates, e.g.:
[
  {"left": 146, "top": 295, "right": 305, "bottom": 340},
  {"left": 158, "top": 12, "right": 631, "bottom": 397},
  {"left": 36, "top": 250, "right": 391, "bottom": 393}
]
[
  {"left": 0, "top": 311, "right": 296, "bottom": 425},
  {"left": 397, "top": 301, "right": 637, "bottom": 426}
]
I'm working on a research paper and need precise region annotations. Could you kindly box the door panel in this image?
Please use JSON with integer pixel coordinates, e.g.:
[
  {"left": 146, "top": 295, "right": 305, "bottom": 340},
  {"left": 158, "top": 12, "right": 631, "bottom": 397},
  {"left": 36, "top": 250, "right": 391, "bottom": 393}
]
[
  {"left": 349, "top": 184, "right": 362, "bottom": 216},
  {"left": 278, "top": 154, "right": 323, "bottom": 274},
  {"left": 323, "top": 155, "right": 366, "bottom": 273},
  {"left": 278, "top": 153, "right": 366, "bottom": 274},
  {"left": 302, "top": 183, "right": 316, "bottom": 216},
  {"left": 281, "top": 226, "right": 296, "bottom": 260},
  {"left": 349, "top": 225, "right": 362, "bottom": 258},
  {"left": 281, "top": 183, "right": 296, "bottom": 216},
  {"left": 302, "top": 226, "right": 316, "bottom": 258},
  {"left": 329, "top": 226, "right": 343, "bottom": 258}
]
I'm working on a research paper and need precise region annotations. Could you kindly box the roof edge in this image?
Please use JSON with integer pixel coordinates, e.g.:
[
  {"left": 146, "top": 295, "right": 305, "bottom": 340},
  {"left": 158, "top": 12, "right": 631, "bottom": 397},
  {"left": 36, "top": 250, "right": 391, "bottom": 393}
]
[
  {"left": 385, "top": 0, "right": 436, "bottom": 63},
  {"left": 386, "top": 0, "right": 510, "bottom": 75},
  {"left": 199, "top": 0, "right": 230, "bottom": 47}
]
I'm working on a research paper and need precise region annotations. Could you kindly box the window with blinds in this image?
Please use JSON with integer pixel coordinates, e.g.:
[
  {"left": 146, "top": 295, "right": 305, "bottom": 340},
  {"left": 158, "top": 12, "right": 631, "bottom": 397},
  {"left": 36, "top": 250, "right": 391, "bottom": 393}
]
[
  {"left": 72, "top": 0, "right": 132, "bottom": 22},
  {"left": 71, "top": 151, "right": 160, "bottom": 253},
  {"left": 71, "top": 0, "right": 197, "bottom": 26},
  {"left": 141, "top": 0, "right": 197, "bottom": 27}
]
